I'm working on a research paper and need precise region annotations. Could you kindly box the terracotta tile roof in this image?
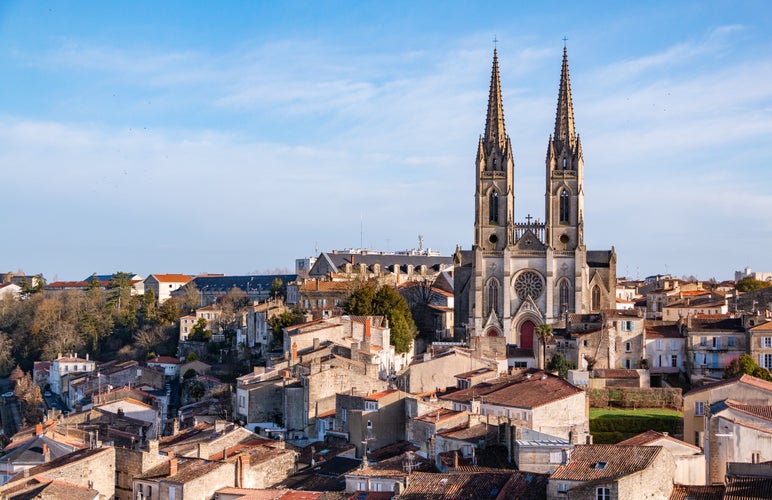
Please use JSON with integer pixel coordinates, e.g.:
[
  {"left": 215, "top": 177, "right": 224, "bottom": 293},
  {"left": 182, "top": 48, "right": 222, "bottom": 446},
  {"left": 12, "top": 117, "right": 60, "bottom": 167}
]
[
  {"left": 617, "top": 430, "right": 702, "bottom": 452},
  {"left": 454, "top": 368, "right": 497, "bottom": 380},
  {"left": 415, "top": 408, "right": 464, "bottom": 423},
  {"left": 214, "top": 489, "right": 323, "bottom": 500},
  {"left": 5, "top": 447, "right": 113, "bottom": 484},
  {"left": 138, "top": 456, "right": 225, "bottom": 483},
  {"left": 684, "top": 374, "right": 772, "bottom": 397},
  {"left": 440, "top": 371, "right": 583, "bottom": 409},
  {"left": 347, "top": 452, "right": 432, "bottom": 478},
  {"left": 147, "top": 355, "right": 181, "bottom": 365},
  {"left": 399, "top": 471, "right": 547, "bottom": 500},
  {"left": 299, "top": 280, "right": 352, "bottom": 293},
  {"left": 723, "top": 399, "right": 772, "bottom": 421},
  {"left": 364, "top": 389, "right": 399, "bottom": 401},
  {"left": 149, "top": 274, "right": 193, "bottom": 283},
  {"left": 669, "top": 484, "right": 725, "bottom": 500},
  {"left": 549, "top": 444, "right": 662, "bottom": 481},
  {"left": 750, "top": 320, "right": 772, "bottom": 332},
  {"left": 1, "top": 477, "right": 100, "bottom": 500},
  {"left": 645, "top": 321, "right": 682, "bottom": 339},
  {"left": 438, "top": 423, "right": 498, "bottom": 443},
  {"left": 724, "top": 476, "right": 772, "bottom": 499}
]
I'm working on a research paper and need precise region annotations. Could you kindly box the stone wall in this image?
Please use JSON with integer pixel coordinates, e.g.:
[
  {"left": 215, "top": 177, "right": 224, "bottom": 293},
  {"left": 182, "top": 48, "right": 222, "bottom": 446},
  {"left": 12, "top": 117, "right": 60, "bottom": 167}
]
[
  {"left": 36, "top": 446, "right": 116, "bottom": 499},
  {"left": 115, "top": 446, "right": 170, "bottom": 500}
]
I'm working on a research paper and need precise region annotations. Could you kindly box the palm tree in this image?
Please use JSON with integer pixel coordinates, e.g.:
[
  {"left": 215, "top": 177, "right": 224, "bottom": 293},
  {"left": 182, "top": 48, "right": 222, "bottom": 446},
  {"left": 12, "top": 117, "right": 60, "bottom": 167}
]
[{"left": 535, "top": 323, "right": 554, "bottom": 369}]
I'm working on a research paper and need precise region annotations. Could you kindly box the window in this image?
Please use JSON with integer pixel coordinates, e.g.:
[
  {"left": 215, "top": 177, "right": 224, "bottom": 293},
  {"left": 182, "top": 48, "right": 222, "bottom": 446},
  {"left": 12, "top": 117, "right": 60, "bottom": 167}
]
[
  {"left": 625, "top": 342, "right": 632, "bottom": 353},
  {"left": 169, "top": 487, "right": 176, "bottom": 500},
  {"left": 487, "top": 279, "right": 500, "bottom": 315},
  {"left": 763, "top": 337, "right": 772, "bottom": 348},
  {"left": 761, "top": 353, "right": 772, "bottom": 370},
  {"left": 358, "top": 482, "right": 366, "bottom": 491},
  {"left": 341, "top": 408, "right": 347, "bottom": 423},
  {"left": 596, "top": 487, "right": 611, "bottom": 500},
  {"left": 671, "top": 340, "right": 679, "bottom": 350},
  {"left": 700, "top": 337, "right": 707, "bottom": 347},
  {"left": 367, "top": 420, "right": 373, "bottom": 429},
  {"left": 559, "top": 281, "right": 570, "bottom": 315},
  {"left": 559, "top": 190, "right": 570, "bottom": 224},
  {"left": 583, "top": 340, "right": 589, "bottom": 347},
  {"left": 671, "top": 355, "right": 678, "bottom": 368},
  {"left": 712, "top": 337, "right": 721, "bottom": 349},
  {"left": 364, "top": 401, "right": 378, "bottom": 412},
  {"left": 558, "top": 482, "right": 568, "bottom": 493},
  {"left": 591, "top": 286, "right": 601, "bottom": 311},
  {"left": 727, "top": 336, "right": 735, "bottom": 347},
  {"left": 695, "top": 401, "right": 705, "bottom": 417},
  {"left": 656, "top": 339, "right": 663, "bottom": 351},
  {"left": 489, "top": 191, "right": 499, "bottom": 224}
]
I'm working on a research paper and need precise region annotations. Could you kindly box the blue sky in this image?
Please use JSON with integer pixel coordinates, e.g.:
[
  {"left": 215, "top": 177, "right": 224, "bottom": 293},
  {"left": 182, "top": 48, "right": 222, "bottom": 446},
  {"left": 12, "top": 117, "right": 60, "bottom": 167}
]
[{"left": 1, "top": 1, "right": 770, "bottom": 281}]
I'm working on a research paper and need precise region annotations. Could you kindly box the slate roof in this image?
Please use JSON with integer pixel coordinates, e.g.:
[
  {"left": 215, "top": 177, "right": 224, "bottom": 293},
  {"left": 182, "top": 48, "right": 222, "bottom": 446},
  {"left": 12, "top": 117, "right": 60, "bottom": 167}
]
[
  {"left": 549, "top": 444, "right": 662, "bottom": 481},
  {"left": 688, "top": 316, "right": 744, "bottom": 333},
  {"left": 308, "top": 252, "right": 453, "bottom": 277},
  {"left": 587, "top": 251, "right": 613, "bottom": 268},
  {"left": 191, "top": 275, "right": 297, "bottom": 294}
]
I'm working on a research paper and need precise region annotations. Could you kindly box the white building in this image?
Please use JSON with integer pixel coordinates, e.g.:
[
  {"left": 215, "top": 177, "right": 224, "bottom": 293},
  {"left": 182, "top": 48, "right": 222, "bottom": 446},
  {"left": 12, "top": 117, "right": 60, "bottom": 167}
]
[{"left": 48, "top": 354, "right": 96, "bottom": 396}]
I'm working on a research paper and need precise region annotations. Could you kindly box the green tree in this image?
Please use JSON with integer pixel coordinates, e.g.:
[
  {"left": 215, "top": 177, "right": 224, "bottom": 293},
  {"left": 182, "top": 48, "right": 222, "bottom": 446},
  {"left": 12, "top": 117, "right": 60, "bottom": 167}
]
[
  {"left": 345, "top": 283, "right": 417, "bottom": 354},
  {"left": 268, "top": 309, "right": 305, "bottom": 346},
  {"left": 547, "top": 353, "right": 575, "bottom": 379},
  {"left": 14, "top": 371, "right": 43, "bottom": 426},
  {"left": 735, "top": 277, "right": 772, "bottom": 293},
  {"left": 0, "top": 332, "right": 14, "bottom": 376},
  {"left": 188, "top": 317, "right": 212, "bottom": 342},
  {"left": 107, "top": 272, "right": 134, "bottom": 310},
  {"left": 186, "top": 352, "right": 200, "bottom": 362},
  {"left": 535, "top": 323, "right": 554, "bottom": 369},
  {"left": 270, "top": 278, "right": 285, "bottom": 300},
  {"left": 724, "top": 354, "right": 772, "bottom": 381}
]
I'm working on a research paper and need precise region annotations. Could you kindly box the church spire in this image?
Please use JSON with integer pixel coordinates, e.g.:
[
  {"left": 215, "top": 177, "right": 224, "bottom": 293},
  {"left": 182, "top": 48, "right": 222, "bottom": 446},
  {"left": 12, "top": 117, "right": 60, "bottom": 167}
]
[
  {"left": 553, "top": 46, "right": 576, "bottom": 146},
  {"left": 484, "top": 49, "right": 506, "bottom": 150}
]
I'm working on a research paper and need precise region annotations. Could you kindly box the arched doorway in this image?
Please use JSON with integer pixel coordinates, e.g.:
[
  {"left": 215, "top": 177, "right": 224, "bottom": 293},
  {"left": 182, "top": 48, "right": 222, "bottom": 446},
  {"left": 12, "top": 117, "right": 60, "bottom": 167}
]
[
  {"left": 486, "top": 328, "right": 500, "bottom": 337},
  {"left": 519, "top": 320, "right": 535, "bottom": 349}
]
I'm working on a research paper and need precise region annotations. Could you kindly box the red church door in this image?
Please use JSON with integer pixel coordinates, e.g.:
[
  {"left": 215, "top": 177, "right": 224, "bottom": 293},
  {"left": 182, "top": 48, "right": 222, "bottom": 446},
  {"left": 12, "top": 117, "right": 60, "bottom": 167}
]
[{"left": 520, "top": 320, "right": 535, "bottom": 349}]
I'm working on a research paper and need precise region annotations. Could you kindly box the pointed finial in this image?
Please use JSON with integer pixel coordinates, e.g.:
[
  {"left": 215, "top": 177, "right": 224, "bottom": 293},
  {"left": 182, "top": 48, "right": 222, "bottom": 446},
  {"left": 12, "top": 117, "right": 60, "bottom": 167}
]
[
  {"left": 562, "top": 36, "right": 568, "bottom": 49},
  {"left": 493, "top": 35, "right": 498, "bottom": 50}
]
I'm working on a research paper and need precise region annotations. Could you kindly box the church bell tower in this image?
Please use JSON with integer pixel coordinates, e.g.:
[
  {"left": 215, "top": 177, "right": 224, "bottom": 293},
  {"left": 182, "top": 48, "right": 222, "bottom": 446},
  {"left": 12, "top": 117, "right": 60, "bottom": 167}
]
[{"left": 545, "top": 47, "right": 584, "bottom": 252}]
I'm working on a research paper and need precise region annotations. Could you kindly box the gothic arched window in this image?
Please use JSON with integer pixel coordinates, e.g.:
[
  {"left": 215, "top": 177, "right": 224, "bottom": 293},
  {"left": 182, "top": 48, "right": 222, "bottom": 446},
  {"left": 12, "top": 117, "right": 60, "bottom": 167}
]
[
  {"left": 487, "top": 279, "right": 500, "bottom": 315},
  {"left": 559, "top": 190, "right": 570, "bottom": 224},
  {"left": 592, "top": 285, "right": 601, "bottom": 311},
  {"left": 489, "top": 191, "right": 499, "bottom": 224},
  {"left": 559, "top": 280, "right": 570, "bottom": 315}
]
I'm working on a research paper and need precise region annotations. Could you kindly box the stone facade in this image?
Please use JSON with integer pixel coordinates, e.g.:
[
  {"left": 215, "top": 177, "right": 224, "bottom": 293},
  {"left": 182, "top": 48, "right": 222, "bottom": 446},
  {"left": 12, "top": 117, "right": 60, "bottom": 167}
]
[{"left": 455, "top": 48, "right": 616, "bottom": 365}]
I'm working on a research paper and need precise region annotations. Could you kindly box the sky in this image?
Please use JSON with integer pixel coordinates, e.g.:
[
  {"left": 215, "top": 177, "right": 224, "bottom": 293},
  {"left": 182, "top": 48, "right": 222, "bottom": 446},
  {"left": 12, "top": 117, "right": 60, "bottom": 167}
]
[{"left": 0, "top": 1, "right": 770, "bottom": 282}]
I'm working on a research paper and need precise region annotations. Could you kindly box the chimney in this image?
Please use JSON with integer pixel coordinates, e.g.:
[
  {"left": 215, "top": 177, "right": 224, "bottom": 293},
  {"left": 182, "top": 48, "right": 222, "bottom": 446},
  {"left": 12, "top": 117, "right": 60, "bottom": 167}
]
[
  {"left": 42, "top": 443, "right": 50, "bottom": 462},
  {"left": 197, "top": 442, "right": 205, "bottom": 458},
  {"left": 291, "top": 342, "right": 298, "bottom": 362},
  {"left": 147, "top": 439, "right": 159, "bottom": 454},
  {"left": 365, "top": 319, "right": 371, "bottom": 339},
  {"left": 35, "top": 423, "right": 43, "bottom": 436},
  {"left": 169, "top": 457, "right": 178, "bottom": 476},
  {"left": 172, "top": 418, "right": 180, "bottom": 436},
  {"left": 453, "top": 450, "right": 459, "bottom": 468},
  {"left": 313, "top": 337, "right": 320, "bottom": 351},
  {"left": 86, "top": 353, "right": 89, "bottom": 361}
]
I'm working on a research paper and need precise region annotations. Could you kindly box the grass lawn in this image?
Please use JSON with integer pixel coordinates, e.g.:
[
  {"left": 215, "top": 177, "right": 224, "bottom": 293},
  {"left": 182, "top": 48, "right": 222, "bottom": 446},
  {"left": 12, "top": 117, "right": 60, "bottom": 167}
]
[
  {"left": 590, "top": 408, "right": 682, "bottom": 419},
  {"left": 590, "top": 407, "right": 683, "bottom": 443}
]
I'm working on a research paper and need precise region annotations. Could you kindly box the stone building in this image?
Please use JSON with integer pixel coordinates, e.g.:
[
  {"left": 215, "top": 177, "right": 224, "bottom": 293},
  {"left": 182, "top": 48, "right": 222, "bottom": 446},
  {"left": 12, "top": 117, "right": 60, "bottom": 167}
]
[
  {"left": 547, "top": 444, "right": 675, "bottom": 500},
  {"left": 454, "top": 47, "right": 616, "bottom": 366}
]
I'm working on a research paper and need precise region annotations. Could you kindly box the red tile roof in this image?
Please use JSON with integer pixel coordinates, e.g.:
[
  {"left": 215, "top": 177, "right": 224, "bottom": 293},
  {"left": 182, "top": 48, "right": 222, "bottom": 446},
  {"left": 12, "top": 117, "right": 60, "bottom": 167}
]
[
  {"left": 147, "top": 356, "right": 181, "bottom": 365},
  {"left": 150, "top": 274, "right": 193, "bottom": 283},
  {"left": 684, "top": 374, "right": 772, "bottom": 397},
  {"left": 617, "top": 430, "right": 702, "bottom": 452},
  {"left": 669, "top": 484, "right": 724, "bottom": 500},
  {"left": 549, "top": 444, "right": 662, "bottom": 481}
]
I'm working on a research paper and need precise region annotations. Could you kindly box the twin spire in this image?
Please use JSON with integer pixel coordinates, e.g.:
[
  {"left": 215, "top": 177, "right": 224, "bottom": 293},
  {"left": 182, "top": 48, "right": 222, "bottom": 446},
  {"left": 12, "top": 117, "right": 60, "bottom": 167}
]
[
  {"left": 483, "top": 45, "right": 577, "bottom": 149},
  {"left": 483, "top": 49, "right": 507, "bottom": 151},
  {"left": 553, "top": 46, "right": 577, "bottom": 146}
]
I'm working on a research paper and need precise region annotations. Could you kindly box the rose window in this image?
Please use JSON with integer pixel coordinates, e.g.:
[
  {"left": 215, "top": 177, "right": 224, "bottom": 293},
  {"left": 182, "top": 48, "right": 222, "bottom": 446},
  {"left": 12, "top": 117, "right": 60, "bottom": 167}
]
[{"left": 515, "top": 271, "right": 543, "bottom": 300}]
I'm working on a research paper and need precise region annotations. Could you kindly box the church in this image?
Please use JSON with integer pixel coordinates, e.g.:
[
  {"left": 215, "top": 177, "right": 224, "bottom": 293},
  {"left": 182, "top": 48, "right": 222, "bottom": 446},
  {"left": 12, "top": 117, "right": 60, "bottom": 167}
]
[{"left": 454, "top": 47, "right": 616, "bottom": 364}]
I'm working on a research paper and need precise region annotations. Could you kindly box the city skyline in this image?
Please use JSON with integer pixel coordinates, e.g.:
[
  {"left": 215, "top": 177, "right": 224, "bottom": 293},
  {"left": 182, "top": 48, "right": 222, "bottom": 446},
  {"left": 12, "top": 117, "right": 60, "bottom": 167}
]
[{"left": 1, "top": 1, "right": 771, "bottom": 281}]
